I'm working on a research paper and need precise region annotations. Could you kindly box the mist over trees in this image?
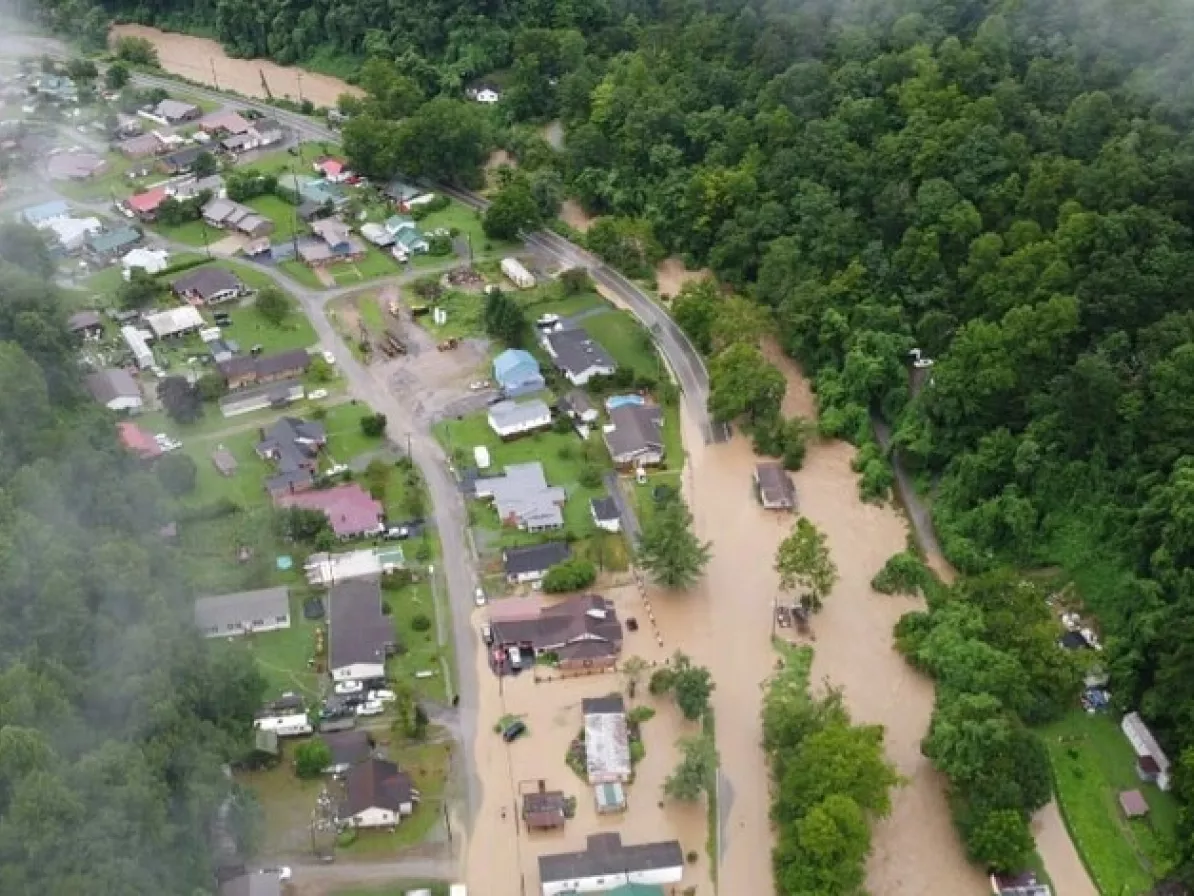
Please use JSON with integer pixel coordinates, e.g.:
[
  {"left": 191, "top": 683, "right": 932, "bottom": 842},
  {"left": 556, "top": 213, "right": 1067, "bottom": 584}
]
[{"left": 0, "top": 246, "right": 265, "bottom": 892}]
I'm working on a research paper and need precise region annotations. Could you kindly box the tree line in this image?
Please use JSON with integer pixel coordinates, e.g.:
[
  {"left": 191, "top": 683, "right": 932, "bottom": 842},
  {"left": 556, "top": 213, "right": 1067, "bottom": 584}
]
[{"left": 0, "top": 240, "right": 266, "bottom": 892}]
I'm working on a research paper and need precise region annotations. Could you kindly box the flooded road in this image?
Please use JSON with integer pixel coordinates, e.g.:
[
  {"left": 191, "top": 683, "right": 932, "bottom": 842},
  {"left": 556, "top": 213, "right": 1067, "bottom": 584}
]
[{"left": 108, "top": 24, "right": 361, "bottom": 107}]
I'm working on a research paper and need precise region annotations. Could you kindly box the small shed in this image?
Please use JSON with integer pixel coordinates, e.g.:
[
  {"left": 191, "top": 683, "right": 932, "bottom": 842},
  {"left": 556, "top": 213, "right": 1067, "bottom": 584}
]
[
  {"left": 212, "top": 446, "right": 238, "bottom": 477},
  {"left": 754, "top": 462, "right": 797, "bottom": 511},
  {"left": 1119, "top": 789, "right": 1149, "bottom": 819},
  {"left": 521, "top": 781, "right": 567, "bottom": 831},
  {"left": 593, "top": 781, "right": 626, "bottom": 814}
]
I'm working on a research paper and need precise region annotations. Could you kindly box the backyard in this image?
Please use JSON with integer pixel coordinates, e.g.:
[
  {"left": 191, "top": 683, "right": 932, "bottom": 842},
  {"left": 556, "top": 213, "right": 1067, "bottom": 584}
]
[
  {"left": 341, "top": 738, "right": 454, "bottom": 854},
  {"left": 1042, "top": 710, "right": 1179, "bottom": 895}
]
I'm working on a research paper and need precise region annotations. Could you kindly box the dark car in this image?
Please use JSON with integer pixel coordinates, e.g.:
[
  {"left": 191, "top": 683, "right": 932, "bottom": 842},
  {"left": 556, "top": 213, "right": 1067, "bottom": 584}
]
[{"left": 502, "top": 720, "right": 526, "bottom": 742}]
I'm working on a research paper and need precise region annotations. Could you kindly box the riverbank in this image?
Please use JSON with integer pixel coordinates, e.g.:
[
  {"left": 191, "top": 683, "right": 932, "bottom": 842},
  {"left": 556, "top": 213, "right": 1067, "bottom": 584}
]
[{"left": 109, "top": 24, "right": 361, "bottom": 106}]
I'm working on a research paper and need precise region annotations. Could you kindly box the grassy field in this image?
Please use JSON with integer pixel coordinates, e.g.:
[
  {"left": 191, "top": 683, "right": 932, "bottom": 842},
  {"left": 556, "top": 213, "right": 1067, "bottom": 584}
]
[
  {"left": 243, "top": 142, "right": 329, "bottom": 176},
  {"left": 581, "top": 309, "right": 665, "bottom": 380},
  {"left": 279, "top": 259, "right": 325, "bottom": 288},
  {"left": 342, "top": 738, "right": 453, "bottom": 854},
  {"left": 154, "top": 217, "right": 215, "bottom": 247},
  {"left": 232, "top": 588, "right": 325, "bottom": 698},
  {"left": 53, "top": 152, "right": 143, "bottom": 203},
  {"left": 329, "top": 246, "right": 402, "bottom": 285},
  {"left": 1042, "top": 711, "right": 1178, "bottom": 894},
  {"left": 236, "top": 746, "right": 326, "bottom": 855},
  {"left": 384, "top": 568, "right": 453, "bottom": 702},
  {"left": 78, "top": 263, "right": 127, "bottom": 299},
  {"left": 515, "top": 288, "right": 608, "bottom": 319},
  {"left": 419, "top": 289, "right": 485, "bottom": 341},
  {"left": 247, "top": 193, "right": 304, "bottom": 242}
]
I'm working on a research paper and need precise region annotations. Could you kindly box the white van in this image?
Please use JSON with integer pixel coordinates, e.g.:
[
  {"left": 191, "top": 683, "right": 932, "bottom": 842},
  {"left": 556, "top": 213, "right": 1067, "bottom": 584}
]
[{"left": 450, "top": 885, "right": 468, "bottom": 896}]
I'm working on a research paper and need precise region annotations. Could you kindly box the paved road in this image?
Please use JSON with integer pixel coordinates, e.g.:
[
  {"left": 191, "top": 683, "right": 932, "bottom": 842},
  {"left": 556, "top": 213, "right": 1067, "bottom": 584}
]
[
  {"left": 872, "top": 417, "right": 951, "bottom": 574},
  {"left": 287, "top": 856, "right": 457, "bottom": 895}
]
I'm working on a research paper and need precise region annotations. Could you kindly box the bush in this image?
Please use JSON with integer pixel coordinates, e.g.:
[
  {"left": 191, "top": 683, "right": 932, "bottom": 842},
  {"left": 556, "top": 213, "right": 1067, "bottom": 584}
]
[
  {"left": 542, "top": 558, "right": 597, "bottom": 593},
  {"left": 336, "top": 829, "right": 357, "bottom": 847},
  {"left": 628, "top": 705, "right": 656, "bottom": 724},
  {"left": 579, "top": 464, "right": 603, "bottom": 489},
  {"left": 649, "top": 667, "right": 676, "bottom": 695},
  {"left": 872, "top": 551, "right": 928, "bottom": 596},
  {"left": 360, "top": 412, "right": 388, "bottom": 438},
  {"left": 411, "top": 613, "right": 432, "bottom": 632},
  {"left": 852, "top": 441, "right": 894, "bottom": 503},
  {"left": 293, "top": 739, "right": 331, "bottom": 779}
]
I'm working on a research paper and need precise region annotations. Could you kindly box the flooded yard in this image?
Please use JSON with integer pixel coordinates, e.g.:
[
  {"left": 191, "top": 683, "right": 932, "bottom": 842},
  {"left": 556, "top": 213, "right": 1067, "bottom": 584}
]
[{"left": 109, "top": 24, "right": 362, "bottom": 107}]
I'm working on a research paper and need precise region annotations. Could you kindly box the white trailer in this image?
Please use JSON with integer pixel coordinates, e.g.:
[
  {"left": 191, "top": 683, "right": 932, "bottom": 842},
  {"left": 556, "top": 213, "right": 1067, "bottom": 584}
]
[
  {"left": 501, "top": 257, "right": 535, "bottom": 289},
  {"left": 253, "top": 712, "right": 313, "bottom": 737}
]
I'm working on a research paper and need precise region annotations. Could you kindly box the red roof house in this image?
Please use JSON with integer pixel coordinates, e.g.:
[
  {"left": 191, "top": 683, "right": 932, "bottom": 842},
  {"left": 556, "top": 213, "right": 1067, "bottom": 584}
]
[
  {"left": 117, "top": 421, "right": 162, "bottom": 459},
  {"left": 126, "top": 186, "right": 169, "bottom": 220},
  {"left": 276, "top": 483, "right": 384, "bottom": 538}
]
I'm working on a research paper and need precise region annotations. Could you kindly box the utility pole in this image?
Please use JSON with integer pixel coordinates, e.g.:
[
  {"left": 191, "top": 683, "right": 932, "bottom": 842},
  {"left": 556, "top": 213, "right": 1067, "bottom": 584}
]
[{"left": 210, "top": 58, "right": 219, "bottom": 92}]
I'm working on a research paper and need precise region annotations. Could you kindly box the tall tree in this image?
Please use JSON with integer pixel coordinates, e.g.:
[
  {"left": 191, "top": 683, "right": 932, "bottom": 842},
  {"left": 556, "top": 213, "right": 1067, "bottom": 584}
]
[
  {"left": 635, "top": 493, "right": 711, "bottom": 588},
  {"left": 663, "top": 732, "right": 718, "bottom": 801},
  {"left": 775, "top": 517, "right": 838, "bottom": 612}
]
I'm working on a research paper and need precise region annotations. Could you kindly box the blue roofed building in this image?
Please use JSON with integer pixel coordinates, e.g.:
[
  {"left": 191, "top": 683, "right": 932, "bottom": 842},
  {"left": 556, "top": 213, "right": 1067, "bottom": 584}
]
[
  {"left": 494, "top": 348, "right": 545, "bottom": 397},
  {"left": 21, "top": 200, "right": 70, "bottom": 228}
]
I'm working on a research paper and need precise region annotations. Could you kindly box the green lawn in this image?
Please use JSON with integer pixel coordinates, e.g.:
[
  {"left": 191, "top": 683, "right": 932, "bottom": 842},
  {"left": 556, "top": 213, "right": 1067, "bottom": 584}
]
[
  {"left": 321, "top": 402, "right": 389, "bottom": 464},
  {"left": 53, "top": 153, "right": 139, "bottom": 202},
  {"left": 154, "top": 217, "right": 215, "bottom": 247},
  {"left": 247, "top": 193, "right": 304, "bottom": 242},
  {"left": 328, "top": 246, "right": 402, "bottom": 285},
  {"left": 236, "top": 747, "right": 326, "bottom": 855},
  {"left": 242, "top": 142, "right": 329, "bottom": 176},
  {"left": 415, "top": 200, "right": 503, "bottom": 256},
  {"left": 515, "top": 287, "right": 608, "bottom": 319},
  {"left": 357, "top": 293, "right": 386, "bottom": 332},
  {"left": 342, "top": 739, "right": 453, "bottom": 854},
  {"left": 1042, "top": 711, "right": 1178, "bottom": 894},
  {"left": 419, "top": 289, "right": 486, "bottom": 341},
  {"left": 233, "top": 588, "right": 325, "bottom": 698},
  {"left": 581, "top": 309, "right": 666, "bottom": 380},
  {"left": 78, "top": 263, "right": 126, "bottom": 299},
  {"left": 279, "top": 259, "right": 325, "bottom": 289},
  {"left": 384, "top": 568, "right": 453, "bottom": 702}
]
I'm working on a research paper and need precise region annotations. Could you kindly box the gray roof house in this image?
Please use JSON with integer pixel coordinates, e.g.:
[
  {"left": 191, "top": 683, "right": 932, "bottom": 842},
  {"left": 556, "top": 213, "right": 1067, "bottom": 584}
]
[
  {"left": 220, "top": 872, "right": 281, "bottom": 896},
  {"left": 542, "top": 328, "right": 617, "bottom": 385},
  {"left": 591, "top": 496, "right": 621, "bottom": 532},
  {"left": 604, "top": 404, "right": 665, "bottom": 467},
  {"left": 583, "top": 694, "right": 632, "bottom": 784},
  {"left": 194, "top": 586, "right": 291, "bottom": 638},
  {"left": 754, "top": 462, "right": 797, "bottom": 510},
  {"left": 202, "top": 197, "right": 274, "bottom": 238},
  {"left": 503, "top": 541, "right": 572, "bottom": 584},
  {"left": 474, "top": 462, "right": 566, "bottom": 532},
  {"left": 257, "top": 417, "right": 327, "bottom": 496},
  {"left": 487, "top": 398, "right": 552, "bottom": 439},
  {"left": 322, "top": 729, "right": 374, "bottom": 775},
  {"left": 85, "top": 368, "right": 143, "bottom": 414},
  {"left": 329, "top": 577, "right": 393, "bottom": 681},
  {"left": 538, "top": 833, "right": 684, "bottom": 894},
  {"left": 68, "top": 310, "right": 104, "bottom": 336},
  {"left": 172, "top": 266, "right": 245, "bottom": 305},
  {"left": 153, "top": 98, "right": 200, "bottom": 122}
]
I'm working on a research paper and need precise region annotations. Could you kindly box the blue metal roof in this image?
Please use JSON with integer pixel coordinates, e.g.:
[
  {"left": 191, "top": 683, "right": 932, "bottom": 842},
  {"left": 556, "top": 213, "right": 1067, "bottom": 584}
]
[
  {"left": 493, "top": 348, "right": 541, "bottom": 384},
  {"left": 21, "top": 200, "right": 69, "bottom": 225}
]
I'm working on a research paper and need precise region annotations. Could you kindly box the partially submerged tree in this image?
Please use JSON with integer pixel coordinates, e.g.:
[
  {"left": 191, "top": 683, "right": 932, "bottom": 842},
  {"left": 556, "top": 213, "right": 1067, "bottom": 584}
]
[
  {"left": 663, "top": 732, "right": 718, "bottom": 801},
  {"left": 775, "top": 517, "right": 838, "bottom": 612}
]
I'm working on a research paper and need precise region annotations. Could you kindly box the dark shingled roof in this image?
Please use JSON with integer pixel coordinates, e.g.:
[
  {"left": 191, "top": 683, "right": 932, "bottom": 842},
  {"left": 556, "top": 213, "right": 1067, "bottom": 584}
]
[
  {"left": 490, "top": 594, "right": 623, "bottom": 662},
  {"left": 344, "top": 758, "right": 413, "bottom": 815},
  {"left": 503, "top": 541, "right": 571, "bottom": 577},
  {"left": 323, "top": 729, "right": 373, "bottom": 770},
  {"left": 544, "top": 327, "right": 616, "bottom": 378},
  {"left": 582, "top": 694, "right": 626, "bottom": 716},
  {"left": 591, "top": 496, "right": 619, "bottom": 522},
  {"left": 172, "top": 266, "right": 243, "bottom": 301},
  {"left": 538, "top": 833, "right": 683, "bottom": 885},
  {"left": 329, "top": 577, "right": 390, "bottom": 672}
]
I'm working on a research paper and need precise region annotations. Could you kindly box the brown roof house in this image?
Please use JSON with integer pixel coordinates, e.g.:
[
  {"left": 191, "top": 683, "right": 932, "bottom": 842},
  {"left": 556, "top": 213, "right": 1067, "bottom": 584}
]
[
  {"left": 490, "top": 593, "right": 622, "bottom": 671},
  {"left": 522, "top": 781, "right": 567, "bottom": 831},
  {"left": 503, "top": 541, "right": 571, "bottom": 585},
  {"left": 604, "top": 404, "right": 664, "bottom": 468},
  {"left": 219, "top": 348, "right": 311, "bottom": 391},
  {"left": 340, "top": 758, "right": 418, "bottom": 829},
  {"left": 202, "top": 197, "right": 275, "bottom": 239},
  {"left": 754, "top": 462, "right": 796, "bottom": 511}
]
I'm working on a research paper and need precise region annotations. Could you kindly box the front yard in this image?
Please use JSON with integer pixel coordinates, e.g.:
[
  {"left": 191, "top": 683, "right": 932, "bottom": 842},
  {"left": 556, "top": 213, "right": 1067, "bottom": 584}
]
[
  {"left": 341, "top": 738, "right": 453, "bottom": 854},
  {"left": 1042, "top": 711, "right": 1178, "bottom": 895}
]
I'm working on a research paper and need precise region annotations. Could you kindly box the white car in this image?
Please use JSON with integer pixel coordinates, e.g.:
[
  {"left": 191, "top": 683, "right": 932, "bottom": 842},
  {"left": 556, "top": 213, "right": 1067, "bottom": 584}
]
[
  {"left": 322, "top": 350, "right": 336, "bottom": 364},
  {"left": 356, "top": 700, "right": 384, "bottom": 717},
  {"left": 635, "top": 467, "right": 647, "bottom": 485},
  {"left": 308, "top": 388, "right": 329, "bottom": 400},
  {"left": 326, "top": 463, "right": 349, "bottom": 476},
  {"left": 474, "top": 587, "right": 487, "bottom": 606},
  {"left": 333, "top": 680, "right": 362, "bottom": 696},
  {"left": 468, "top": 380, "right": 491, "bottom": 391},
  {"left": 260, "top": 867, "right": 291, "bottom": 882},
  {"left": 368, "top": 689, "right": 396, "bottom": 703},
  {"left": 154, "top": 433, "right": 183, "bottom": 452},
  {"left": 508, "top": 646, "right": 522, "bottom": 667}
]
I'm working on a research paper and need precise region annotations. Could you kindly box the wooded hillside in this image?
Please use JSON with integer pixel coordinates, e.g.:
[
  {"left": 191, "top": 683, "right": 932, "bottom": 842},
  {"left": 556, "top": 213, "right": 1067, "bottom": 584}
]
[{"left": 0, "top": 233, "right": 264, "bottom": 893}]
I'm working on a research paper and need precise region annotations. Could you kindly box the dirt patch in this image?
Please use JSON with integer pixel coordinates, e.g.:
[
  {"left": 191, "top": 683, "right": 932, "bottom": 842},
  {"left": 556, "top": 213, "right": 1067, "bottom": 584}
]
[
  {"left": 209, "top": 234, "right": 247, "bottom": 257},
  {"left": 463, "top": 586, "right": 712, "bottom": 895},
  {"left": 559, "top": 200, "right": 596, "bottom": 234},
  {"left": 541, "top": 120, "right": 564, "bottom": 150},
  {"left": 655, "top": 257, "right": 711, "bottom": 299},
  {"left": 109, "top": 24, "right": 362, "bottom": 107}
]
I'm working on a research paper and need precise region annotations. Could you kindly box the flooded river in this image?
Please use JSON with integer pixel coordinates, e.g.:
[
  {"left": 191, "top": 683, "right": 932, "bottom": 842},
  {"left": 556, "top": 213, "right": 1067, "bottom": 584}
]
[{"left": 108, "top": 24, "right": 361, "bottom": 107}]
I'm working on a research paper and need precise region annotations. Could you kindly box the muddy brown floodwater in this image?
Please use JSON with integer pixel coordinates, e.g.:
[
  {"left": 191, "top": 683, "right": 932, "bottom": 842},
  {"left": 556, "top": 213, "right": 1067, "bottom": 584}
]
[
  {"left": 108, "top": 24, "right": 361, "bottom": 107},
  {"left": 676, "top": 341, "right": 988, "bottom": 895},
  {"left": 655, "top": 257, "right": 710, "bottom": 298}
]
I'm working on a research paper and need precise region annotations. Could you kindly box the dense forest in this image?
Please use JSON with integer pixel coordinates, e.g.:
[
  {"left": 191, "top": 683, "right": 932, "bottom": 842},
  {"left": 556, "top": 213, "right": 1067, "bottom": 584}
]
[
  {"left": 23, "top": 0, "right": 1194, "bottom": 884},
  {"left": 0, "top": 226, "right": 265, "bottom": 894}
]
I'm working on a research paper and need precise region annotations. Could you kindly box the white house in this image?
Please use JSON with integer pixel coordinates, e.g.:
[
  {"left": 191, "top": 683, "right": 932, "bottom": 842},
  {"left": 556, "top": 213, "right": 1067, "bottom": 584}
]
[
  {"left": 501, "top": 257, "right": 535, "bottom": 288},
  {"left": 537, "top": 833, "right": 683, "bottom": 896},
  {"left": 122, "top": 247, "right": 170, "bottom": 278},
  {"left": 590, "top": 497, "right": 621, "bottom": 533},
  {"left": 341, "top": 758, "right": 418, "bottom": 829},
  {"left": 1122, "top": 711, "right": 1172, "bottom": 791},
  {"left": 542, "top": 328, "right": 617, "bottom": 386},
  {"left": 194, "top": 586, "right": 291, "bottom": 638},
  {"left": 45, "top": 216, "right": 102, "bottom": 252},
  {"left": 253, "top": 713, "right": 312, "bottom": 737},
  {"left": 487, "top": 398, "right": 552, "bottom": 438},
  {"left": 476, "top": 88, "right": 500, "bottom": 104},
  {"left": 121, "top": 325, "right": 156, "bottom": 370},
  {"left": 146, "top": 305, "right": 205, "bottom": 339}
]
